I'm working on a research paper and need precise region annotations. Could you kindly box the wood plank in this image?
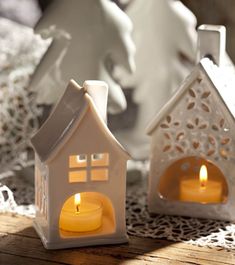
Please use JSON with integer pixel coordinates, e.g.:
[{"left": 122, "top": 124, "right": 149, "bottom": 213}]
[
  {"left": 0, "top": 233, "right": 181, "bottom": 265},
  {"left": 0, "top": 214, "right": 37, "bottom": 238},
  {"left": 0, "top": 253, "right": 64, "bottom": 265},
  {"left": 0, "top": 233, "right": 232, "bottom": 265},
  {"left": 0, "top": 213, "right": 235, "bottom": 265},
  {"left": 0, "top": 214, "right": 225, "bottom": 254},
  {"left": 127, "top": 237, "right": 235, "bottom": 263}
]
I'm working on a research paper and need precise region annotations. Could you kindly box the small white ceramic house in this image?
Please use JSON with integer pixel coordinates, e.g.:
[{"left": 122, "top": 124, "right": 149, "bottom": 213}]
[
  {"left": 31, "top": 80, "right": 130, "bottom": 249},
  {"left": 147, "top": 25, "right": 235, "bottom": 221}
]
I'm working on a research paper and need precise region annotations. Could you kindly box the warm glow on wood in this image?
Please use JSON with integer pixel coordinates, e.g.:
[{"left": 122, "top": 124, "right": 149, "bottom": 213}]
[
  {"left": 199, "top": 165, "right": 207, "bottom": 188},
  {"left": 75, "top": 193, "right": 81, "bottom": 212}
]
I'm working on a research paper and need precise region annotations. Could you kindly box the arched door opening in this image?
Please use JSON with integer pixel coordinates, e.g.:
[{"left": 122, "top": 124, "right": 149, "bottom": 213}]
[
  {"left": 157, "top": 156, "right": 228, "bottom": 204},
  {"left": 59, "top": 192, "right": 115, "bottom": 238}
]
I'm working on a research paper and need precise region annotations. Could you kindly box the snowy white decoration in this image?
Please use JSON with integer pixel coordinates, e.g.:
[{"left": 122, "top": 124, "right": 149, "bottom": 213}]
[
  {"left": 29, "top": 0, "right": 135, "bottom": 114},
  {"left": 114, "top": 0, "right": 197, "bottom": 159}
]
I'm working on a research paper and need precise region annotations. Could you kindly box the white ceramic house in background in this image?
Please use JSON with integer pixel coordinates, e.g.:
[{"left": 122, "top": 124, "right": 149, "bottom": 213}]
[
  {"left": 114, "top": 0, "right": 197, "bottom": 159},
  {"left": 31, "top": 80, "right": 130, "bottom": 249},
  {"left": 147, "top": 25, "right": 235, "bottom": 221},
  {"left": 29, "top": 0, "right": 135, "bottom": 115}
]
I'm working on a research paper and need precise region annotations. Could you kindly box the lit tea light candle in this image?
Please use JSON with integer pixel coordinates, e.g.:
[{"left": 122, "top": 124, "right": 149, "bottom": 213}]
[
  {"left": 180, "top": 165, "right": 222, "bottom": 203},
  {"left": 60, "top": 193, "right": 102, "bottom": 232}
]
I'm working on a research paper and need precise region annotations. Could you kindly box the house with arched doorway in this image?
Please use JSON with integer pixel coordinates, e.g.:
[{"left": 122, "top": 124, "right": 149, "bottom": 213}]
[
  {"left": 31, "top": 79, "right": 130, "bottom": 249},
  {"left": 146, "top": 25, "right": 235, "bottom": 221}
]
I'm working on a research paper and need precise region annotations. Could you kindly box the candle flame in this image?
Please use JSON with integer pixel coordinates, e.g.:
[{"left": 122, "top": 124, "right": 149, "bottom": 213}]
[
  {"left": 199, "top": 165, "right": 207, "bottom": 188},
  {"left": 75, "top": 193, "right": 81, "bottom": 212}
]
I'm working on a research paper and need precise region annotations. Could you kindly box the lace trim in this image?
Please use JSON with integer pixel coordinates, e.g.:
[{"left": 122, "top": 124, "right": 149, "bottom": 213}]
[
  {"left": 0, "top": 17, "right": 51, "bottom": 176},
  {"left": 126, "top": 180, "right": 235, "bottom": 250},
  {"left": 1, "top": 169, "right": 235, "bottom": 250}
]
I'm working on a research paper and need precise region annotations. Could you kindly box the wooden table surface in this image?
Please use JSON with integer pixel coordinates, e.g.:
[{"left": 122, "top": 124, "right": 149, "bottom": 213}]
[{"left": 0, "top": 214, "right": 235, "bottom": 265}]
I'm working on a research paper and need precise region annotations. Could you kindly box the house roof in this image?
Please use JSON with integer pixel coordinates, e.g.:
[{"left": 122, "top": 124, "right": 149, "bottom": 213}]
[
  {"left": 31, "top": 79, "right": 131, "bottom": 162},
  {"left": 147, "top": 56, "right": 235, "bottom": 135}
]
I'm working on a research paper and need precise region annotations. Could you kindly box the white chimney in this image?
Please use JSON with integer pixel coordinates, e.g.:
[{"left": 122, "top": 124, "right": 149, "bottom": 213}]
[
  {"left": 197, "top": 24, "right": 226, "bottom": 66},
  {"left": 83, "top": 80, "right": 108, "bottom": 123}
]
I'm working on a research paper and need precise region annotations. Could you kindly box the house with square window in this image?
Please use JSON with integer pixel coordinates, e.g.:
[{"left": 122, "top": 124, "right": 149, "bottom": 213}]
[{"left": 31, "top": 79, "right": 130, "bottom": 249}]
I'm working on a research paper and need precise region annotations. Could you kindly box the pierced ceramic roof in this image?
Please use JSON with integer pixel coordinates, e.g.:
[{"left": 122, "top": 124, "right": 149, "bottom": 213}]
[
  {"left": 31, "top": 79, "right": 130, "bottom": 162},
  {"left": 147, "top": 56, "right": 235, "bottom": 135}
]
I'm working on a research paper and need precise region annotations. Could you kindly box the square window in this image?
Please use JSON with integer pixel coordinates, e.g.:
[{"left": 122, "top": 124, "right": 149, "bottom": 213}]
[
  {"left": 91, "top": 169, "right": 108, "bottom": 181},
  {"left": 77, "top": 154, "right": 86, "bottom": 161},
  {"left": 92, "top": 153, "right": 103, "bottom": 160},
  {"left": 69, "top": 154, "right": 87, "bottom": 168},
  {"left": 69, "top": 171, "right": 87, "bottom": 182},
  {"left": 91, "top": 153, "right": 109, "bottom": 166}
]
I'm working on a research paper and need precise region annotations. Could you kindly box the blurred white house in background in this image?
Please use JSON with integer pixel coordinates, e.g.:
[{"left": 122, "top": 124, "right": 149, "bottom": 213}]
[
  {"left": 114, "top": 0, "right": 197, "bottom": 159},
  {"left": 28, "top": 0, "right": 136, "bottom": 115}
]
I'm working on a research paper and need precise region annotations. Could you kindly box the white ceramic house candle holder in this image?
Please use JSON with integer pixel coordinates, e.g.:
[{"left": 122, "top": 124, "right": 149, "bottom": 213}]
[
  {"left": 31, "top": 80, "right": 130, "bottom": 249},
  {"left": 147, "top": 25, "right": 235, "bottom": 221}
]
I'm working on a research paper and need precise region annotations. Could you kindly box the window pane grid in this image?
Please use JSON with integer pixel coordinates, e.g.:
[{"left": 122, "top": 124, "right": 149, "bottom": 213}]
[
  {"left": 91, "top": 153, "right": 109, "bottom": 166},
  {"left": 68, "top": 153, "right": 109, "bottom": 182},
  {"left": 91, "top": 168, "right": 108, "bottom": 181},
  {"left": 69, "top": 155, "right": 87, "bottom": 168},
  {"left": 69, "top": 171, "right": 87, "bottom": 182}
]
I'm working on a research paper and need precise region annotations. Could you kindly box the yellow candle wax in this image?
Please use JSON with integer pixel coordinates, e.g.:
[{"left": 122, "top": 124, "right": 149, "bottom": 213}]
[
  {"left": 60, "top": 195, "right": 102, "bottom": 232},
  {"left": 180, "top": 179, "right": 222, "bottom": 203},
  {"left": 180, "top": 165, "right": 222, "bottom": 203}
]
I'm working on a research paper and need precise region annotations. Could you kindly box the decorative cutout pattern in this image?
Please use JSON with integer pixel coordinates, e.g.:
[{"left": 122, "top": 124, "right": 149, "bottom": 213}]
[
  {"left": 162, "top": 129, "right": 185, "bottom": 154},
  {"left": 186, "top": 86, "right": 211, "bottom": 113},
  {"left": 159, "top": 77, "right": 232, "bottom": 161}
]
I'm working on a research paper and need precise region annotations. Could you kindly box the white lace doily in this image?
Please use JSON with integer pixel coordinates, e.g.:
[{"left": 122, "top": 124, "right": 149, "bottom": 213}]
[
  {"left": 126, "top": 179, "right": 235, "bottom": 250},
  {"left": 0, "top": 17, "right": 51, "bottom": 176},
  {"left": 0, "top": 184, "right": 35, "bottom": 217},
  {"left": 1, "top": 167, "right": 235, "bottom": 250}
]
